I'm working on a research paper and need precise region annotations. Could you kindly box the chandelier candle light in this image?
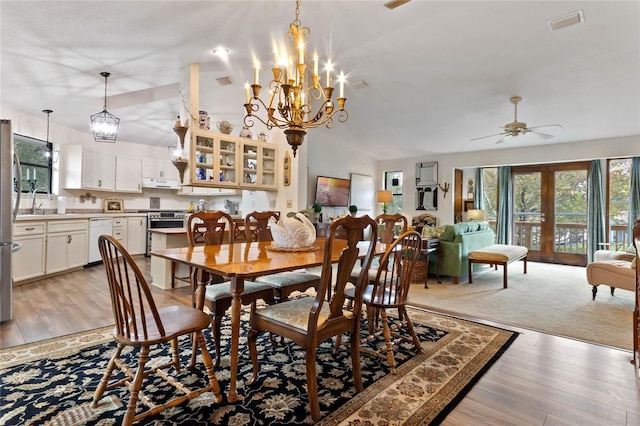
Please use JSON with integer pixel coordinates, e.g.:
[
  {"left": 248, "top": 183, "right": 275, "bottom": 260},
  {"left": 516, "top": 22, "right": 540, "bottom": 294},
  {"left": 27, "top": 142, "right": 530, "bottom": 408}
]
[
  {"left": 90, "top": 72, "right": 119, "bottom": 143},
  {"left": 243, "top": 0, "right": 348, "bottom": 157}
]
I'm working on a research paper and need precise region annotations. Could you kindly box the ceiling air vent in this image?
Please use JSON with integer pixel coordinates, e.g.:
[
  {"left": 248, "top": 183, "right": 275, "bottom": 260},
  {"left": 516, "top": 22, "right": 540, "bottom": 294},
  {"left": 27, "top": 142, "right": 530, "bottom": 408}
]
[
  {"left": 548, "top": 10, "right": 584, "bottom": 31},
  {"left": 351, "top": 80, "right": 368, "bottom": 90},
  {"left": 216, "top": 76, "right": 234, "bottom": 86},
  {"left": 384, "top": 0, "right": 410, "bottom": 10}
]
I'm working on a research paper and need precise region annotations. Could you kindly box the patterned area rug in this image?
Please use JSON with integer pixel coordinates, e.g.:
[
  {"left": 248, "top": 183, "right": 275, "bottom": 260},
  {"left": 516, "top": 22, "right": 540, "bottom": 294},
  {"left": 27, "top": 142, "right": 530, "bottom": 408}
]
[{"left": 0, "top": 306, "right": 516, "bottom": 425}]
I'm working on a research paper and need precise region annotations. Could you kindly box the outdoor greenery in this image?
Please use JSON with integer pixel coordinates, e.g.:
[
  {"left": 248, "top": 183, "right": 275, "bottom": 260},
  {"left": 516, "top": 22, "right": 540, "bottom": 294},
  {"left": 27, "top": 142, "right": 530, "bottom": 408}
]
[
  {"left": 13, "top": 133, "right": 52, "bottom": 193},
  {"left": 481, "top": 159, "right": 633, "bottom": 252}
]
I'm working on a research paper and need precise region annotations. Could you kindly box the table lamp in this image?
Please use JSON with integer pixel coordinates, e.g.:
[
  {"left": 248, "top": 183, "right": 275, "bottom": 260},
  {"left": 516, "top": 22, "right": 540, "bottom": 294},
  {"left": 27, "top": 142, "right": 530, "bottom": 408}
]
[
  {"left": 376, "top": 190, "right": 393, "bottom": 213},
  {"left": 467, "top": 209, "right": 485, "bottom": 221}
]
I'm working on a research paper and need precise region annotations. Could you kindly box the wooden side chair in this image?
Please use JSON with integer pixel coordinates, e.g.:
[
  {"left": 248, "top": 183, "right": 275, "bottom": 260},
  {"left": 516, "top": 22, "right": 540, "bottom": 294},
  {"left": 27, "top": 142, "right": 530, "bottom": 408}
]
[
  {"left": 187, "top": 211, "right": 275, "bottom": 367},
  {"left": 246, "top": 210, "right": 321, "bottom": 303},
  {"left": 345, "top": 231, "right": 424, "bottom": 374},
  {"left": 93, "top": 235, "right": 222, "bottom": 426},
  {"left": 349, "top": 213, "right": 409, "bottom": 285},
  {"left": 246, "top": 215, "right": 378, "bottom": 421}
]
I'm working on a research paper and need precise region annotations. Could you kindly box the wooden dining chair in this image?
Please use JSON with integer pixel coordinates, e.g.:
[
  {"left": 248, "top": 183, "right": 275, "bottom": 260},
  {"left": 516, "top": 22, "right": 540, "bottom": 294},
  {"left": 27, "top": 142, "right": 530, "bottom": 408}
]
[
  {"left": 187, "top": 211, "right": 275, "bottom": 367},
  {"left": 344, "top": 230, "right": 424, "bottom": 374},
  {"left": 349, "top": 213, "right": 409, "bottom": 287},
  {"left": 246, "top": 210, "right": 321, "bottom": 303},
  {"left": 246, "top": 215, "right": 378, "bottom": 421},
  {"left": 92, "top": 235, "right": 222, "bottom": 426}
]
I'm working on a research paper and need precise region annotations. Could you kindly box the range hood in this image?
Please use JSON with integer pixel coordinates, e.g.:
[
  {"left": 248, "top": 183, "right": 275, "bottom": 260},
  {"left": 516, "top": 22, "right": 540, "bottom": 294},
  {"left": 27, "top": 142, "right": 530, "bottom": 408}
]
[{"left": 141, "top": 177, "right": 181, "bottom": 190}]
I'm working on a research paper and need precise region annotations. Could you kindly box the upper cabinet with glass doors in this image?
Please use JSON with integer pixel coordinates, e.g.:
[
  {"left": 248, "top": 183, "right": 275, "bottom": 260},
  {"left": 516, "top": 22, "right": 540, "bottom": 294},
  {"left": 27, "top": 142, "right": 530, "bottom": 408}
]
[{"left": 187, "top": 128, "right": 278, "bottom": 190}]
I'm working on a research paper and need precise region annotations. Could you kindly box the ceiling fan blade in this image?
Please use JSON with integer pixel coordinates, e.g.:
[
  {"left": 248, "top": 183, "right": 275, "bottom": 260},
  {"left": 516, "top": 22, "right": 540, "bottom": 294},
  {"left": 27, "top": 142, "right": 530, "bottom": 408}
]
[
  {"left": 527, "top": 124, "right": 562, "bottom": 130},
  {"left": 530, "top": 131, "right": 554, "bottom": 139},
  {"left": 495, "top": 134, "right": 511, "bottom": 144},
  {"left": 471, "top": 132, "right": 507, "bottom": 141}
]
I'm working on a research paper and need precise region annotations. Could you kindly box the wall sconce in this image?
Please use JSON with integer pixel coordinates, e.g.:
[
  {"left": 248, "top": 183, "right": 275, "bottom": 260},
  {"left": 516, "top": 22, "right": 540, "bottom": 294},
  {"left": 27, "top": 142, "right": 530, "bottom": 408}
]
[
  {"left": 438, "top": 182, "right": 450, "bottom": 198},
  {"left": 376, "top": 190, "right": 393, "bottom": 213}
]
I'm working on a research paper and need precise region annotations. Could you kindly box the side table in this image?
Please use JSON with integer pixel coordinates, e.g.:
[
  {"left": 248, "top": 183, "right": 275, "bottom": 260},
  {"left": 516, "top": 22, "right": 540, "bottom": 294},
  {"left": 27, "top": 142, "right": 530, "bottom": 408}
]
[{"left": 421, "top": 238, "right": 441, "bottom": 288}]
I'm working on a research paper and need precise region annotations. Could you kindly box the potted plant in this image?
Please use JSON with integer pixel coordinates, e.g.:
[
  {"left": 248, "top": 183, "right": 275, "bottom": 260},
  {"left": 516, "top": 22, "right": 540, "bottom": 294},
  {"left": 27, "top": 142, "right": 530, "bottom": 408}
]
[
  {"left": 348, "top": 205, "right": 358, "bottom": 217},
  {"left": 312, "top": 203, "right": 322, "bottom": 222}
]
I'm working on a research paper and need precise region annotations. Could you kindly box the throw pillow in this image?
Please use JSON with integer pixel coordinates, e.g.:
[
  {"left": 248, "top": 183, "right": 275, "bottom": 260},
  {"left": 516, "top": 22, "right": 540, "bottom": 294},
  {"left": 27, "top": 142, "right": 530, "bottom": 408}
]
[{"left": 421, "top": 225, "right": 434, "bottom": 238}]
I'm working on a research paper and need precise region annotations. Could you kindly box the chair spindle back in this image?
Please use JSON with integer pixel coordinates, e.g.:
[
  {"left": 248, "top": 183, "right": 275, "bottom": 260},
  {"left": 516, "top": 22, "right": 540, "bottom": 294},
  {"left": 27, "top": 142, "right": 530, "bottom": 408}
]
[
  {"left": 187, "top": 211, "right": 234, "bottom": 247},
  {"left": 98, "top": 234, "right": 164, "bottom": 342},
  {"left": 369, "top": 231, "right": 422, "bottom": 307},
  {"left": 244, "top": 211, "right": 279, "bottom": 242}
]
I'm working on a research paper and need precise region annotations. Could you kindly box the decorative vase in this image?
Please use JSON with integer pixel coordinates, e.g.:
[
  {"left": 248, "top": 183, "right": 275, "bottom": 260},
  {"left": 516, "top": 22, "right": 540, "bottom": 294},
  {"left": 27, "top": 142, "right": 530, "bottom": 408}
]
[
  {"left": 216, "top": 121, "right": 233, "bottom": 134},
  {"left": 239, "top": 126, "right": 252, "bottom": 139}
]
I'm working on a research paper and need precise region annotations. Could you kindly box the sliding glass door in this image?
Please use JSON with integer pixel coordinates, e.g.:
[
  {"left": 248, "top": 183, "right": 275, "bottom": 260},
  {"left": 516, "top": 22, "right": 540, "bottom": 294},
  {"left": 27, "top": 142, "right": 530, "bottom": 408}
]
[{"left": 512, "top": 162, "right": 590, "bottom": 265}]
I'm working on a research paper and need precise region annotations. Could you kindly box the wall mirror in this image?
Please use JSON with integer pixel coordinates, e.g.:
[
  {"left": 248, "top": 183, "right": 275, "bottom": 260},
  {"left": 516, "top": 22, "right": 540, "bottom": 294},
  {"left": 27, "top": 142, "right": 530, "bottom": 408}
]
[
  {"left": 416, "top": 186, "right": 438, "bottom": 211},
  {"left": 416, "top": 161, "right": 438, "bottom": 187}
]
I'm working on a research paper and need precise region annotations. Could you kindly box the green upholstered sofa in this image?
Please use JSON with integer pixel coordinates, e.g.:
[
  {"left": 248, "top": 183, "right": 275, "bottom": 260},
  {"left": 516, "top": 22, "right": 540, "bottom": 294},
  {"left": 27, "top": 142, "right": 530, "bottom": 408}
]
[{"left": 428, "top": 221, "right": 495, "bottom": 283}]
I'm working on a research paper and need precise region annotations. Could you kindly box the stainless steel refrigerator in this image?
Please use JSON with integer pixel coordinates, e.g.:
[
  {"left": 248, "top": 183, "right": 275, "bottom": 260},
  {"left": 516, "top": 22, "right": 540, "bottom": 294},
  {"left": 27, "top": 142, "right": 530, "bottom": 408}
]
[{"left": 1, "top": 119, "right": 22, "bottom": 322}]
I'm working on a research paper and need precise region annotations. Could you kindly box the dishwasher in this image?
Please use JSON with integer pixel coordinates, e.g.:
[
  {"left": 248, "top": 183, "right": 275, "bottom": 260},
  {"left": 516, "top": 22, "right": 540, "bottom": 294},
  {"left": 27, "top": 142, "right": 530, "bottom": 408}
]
[{"left": 88, "top": 217, "right": 113, "bottom": 264}]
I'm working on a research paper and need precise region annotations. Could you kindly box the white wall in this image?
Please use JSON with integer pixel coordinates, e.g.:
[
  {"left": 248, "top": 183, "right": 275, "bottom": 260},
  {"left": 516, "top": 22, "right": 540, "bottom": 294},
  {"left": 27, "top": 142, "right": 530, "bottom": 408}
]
[
  {"left": 306, "top": 131, "right": 378, "bottom": 220},
  {"left": 378, "top": 135, "right": 640, "bottom": 225}
]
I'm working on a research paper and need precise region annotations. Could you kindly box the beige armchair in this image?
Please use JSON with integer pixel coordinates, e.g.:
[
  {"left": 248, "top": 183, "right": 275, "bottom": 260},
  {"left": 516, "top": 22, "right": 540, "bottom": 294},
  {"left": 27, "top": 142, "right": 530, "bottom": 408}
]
[{"left": 586, "top": 249, "right": 636, "bottom": 300}]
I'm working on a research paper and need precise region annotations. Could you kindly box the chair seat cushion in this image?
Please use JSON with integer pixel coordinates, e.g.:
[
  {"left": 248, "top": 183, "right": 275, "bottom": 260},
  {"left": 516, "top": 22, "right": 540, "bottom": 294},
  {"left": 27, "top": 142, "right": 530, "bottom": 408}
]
[
  {"left": 254, "top": 297, "right": 353, "bottom": 332},
  {"left": 254, "top": 272, "right": 320, "bottom": 289},
  {"left": 205, "top": 281, "right": 273, "bottom": 302}
]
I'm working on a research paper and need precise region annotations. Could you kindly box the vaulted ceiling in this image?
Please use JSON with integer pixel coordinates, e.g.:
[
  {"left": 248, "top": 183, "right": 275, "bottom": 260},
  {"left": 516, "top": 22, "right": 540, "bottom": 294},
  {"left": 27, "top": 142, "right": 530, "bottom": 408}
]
[{"left": 1, "top": 1, "right": 638, "bottom": 160}]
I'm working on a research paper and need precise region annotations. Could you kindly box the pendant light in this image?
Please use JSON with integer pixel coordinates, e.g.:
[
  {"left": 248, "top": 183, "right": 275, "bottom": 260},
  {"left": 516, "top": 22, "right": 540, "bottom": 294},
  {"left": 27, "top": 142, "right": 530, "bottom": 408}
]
[
  {"left": 43, "top": 109, "right": 59, "bottom": 163},
  {"left": 90, "top": 72, "right": 120, "bottom": 143}
]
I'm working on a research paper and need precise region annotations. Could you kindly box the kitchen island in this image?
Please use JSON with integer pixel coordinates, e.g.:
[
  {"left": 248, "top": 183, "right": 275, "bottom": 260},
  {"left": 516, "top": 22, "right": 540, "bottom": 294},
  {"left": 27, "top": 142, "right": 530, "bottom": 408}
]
[{"left": 148, "top": 228, "right": 190, "bottom": 289}]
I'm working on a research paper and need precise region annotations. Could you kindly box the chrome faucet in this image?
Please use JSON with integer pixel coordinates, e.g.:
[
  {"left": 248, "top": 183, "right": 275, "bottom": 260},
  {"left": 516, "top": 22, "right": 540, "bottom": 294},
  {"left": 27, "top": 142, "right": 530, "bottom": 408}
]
[{"left": 31, "top": 187, "right": 51, "bottom": 214}]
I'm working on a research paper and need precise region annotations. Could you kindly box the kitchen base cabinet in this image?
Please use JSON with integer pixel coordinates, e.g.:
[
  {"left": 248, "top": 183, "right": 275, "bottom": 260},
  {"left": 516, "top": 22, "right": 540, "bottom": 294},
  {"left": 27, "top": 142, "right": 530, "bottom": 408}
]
[
  {"left": 45, "top": 220, "right": 88, "bottom": 274},
  {"left": 12, "top": 222, "right": 46, "bottom": 282},
  {"left": 113, "top": 218, "right": 128, "bottom": 250},
  {"left": 127, "top": 217, "right": 146, "bottom": 255}
]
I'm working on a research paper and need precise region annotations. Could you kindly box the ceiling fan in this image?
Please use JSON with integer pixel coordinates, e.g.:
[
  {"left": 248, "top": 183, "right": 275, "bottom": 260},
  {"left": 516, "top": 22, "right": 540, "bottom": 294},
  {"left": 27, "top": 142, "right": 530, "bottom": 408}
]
[{"left": 471, "top": 96, "right": 562, "bottom": 144}]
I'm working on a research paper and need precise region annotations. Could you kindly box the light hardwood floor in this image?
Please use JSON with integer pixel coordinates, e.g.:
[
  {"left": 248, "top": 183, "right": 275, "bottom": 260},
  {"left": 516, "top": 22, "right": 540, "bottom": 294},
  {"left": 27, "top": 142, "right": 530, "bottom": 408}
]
[{"left": 2, "top": 259, "right": 639, "bottom": 425}]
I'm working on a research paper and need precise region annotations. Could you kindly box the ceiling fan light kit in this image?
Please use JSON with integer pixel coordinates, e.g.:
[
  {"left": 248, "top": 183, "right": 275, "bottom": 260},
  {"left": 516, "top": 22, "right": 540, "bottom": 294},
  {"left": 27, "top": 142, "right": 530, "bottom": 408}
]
[{"left": 471, "top": 95, "right": 562, "bottom": 144}]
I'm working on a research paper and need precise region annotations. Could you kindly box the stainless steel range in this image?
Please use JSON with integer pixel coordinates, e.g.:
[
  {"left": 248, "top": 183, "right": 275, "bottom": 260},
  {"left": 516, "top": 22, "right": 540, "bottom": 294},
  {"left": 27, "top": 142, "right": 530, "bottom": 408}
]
[{"left": 146, "top": 211, "right": 185, "bottom": 256}]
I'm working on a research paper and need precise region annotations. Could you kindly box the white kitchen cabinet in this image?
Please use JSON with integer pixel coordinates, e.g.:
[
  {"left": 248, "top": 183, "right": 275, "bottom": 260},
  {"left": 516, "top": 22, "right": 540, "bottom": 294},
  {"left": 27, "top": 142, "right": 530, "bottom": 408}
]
[
  {"left": 113, "top": 218, "right": 128, "bottom": 250},
  {"left": 186, "top": 128, "right": 278, "bottom": 190},
  {"left": 127, "top": 216, "right": 147, "bottom": 255},
  {"left": 62, "top": 145, "right": 116, "bottom": 191},
  {"left": 142, "top": 158, "right": 178, "bottom": 180},
  {"left": 12, "top": 222, "right": 46, "bottom": 282},
  {"left": 115, "top": 156, "right": 142, "bottom": 192},
  {"left": 45, "top": 220, "right": 88, "bottom": 274},
  {"left": 178, "top": 186, "right": 238, "bottom": 196}
]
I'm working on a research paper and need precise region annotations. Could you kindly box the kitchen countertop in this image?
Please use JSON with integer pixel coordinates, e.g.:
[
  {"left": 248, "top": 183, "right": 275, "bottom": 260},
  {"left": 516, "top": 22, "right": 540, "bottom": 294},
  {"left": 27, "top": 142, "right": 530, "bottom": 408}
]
[{"left": 15, "top": 213, "right": 147, "bottom": 221}]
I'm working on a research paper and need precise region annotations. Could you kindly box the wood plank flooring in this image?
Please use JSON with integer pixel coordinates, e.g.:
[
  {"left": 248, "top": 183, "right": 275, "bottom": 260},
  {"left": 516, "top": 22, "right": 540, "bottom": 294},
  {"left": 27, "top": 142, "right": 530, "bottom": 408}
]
[{"left": 1, "top": 258, "right": 639, "bottom": 425}]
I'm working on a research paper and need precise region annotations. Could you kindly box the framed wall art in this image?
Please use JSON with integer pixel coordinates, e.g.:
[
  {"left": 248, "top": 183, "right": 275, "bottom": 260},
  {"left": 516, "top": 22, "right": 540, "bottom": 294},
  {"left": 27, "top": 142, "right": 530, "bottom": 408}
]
[{"left": 104, "top": 199, "right": 124, "bottom": 213}]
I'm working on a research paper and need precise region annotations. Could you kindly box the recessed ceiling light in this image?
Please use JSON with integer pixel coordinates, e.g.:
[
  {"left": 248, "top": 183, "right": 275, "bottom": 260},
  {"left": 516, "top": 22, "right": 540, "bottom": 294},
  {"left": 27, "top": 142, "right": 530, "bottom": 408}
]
[{"left": 212, "top": 47, "right": 230, "bottom": 59}]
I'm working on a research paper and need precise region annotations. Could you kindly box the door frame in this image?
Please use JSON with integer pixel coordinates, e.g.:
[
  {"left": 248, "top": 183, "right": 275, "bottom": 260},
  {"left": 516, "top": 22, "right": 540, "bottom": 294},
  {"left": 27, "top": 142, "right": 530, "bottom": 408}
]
[{"left": 511, "top": 161, "right": 591, "bottom": 266}]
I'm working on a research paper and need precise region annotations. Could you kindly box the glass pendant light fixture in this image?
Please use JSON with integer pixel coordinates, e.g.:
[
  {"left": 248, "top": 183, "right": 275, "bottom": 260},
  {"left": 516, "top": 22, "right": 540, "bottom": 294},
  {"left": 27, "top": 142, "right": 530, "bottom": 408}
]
[
  {"left": 42, "top": 109, "right": 59, "bottom": 163},
  {"left": 90, "top": 72, "right": 120, "bottom": 143}
]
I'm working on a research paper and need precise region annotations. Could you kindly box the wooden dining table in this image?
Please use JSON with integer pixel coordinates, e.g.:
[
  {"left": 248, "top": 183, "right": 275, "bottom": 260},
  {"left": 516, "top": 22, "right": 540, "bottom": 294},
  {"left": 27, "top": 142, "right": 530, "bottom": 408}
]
[{"left": 151, "top": 237, "right": 385, "bottom": 402}]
